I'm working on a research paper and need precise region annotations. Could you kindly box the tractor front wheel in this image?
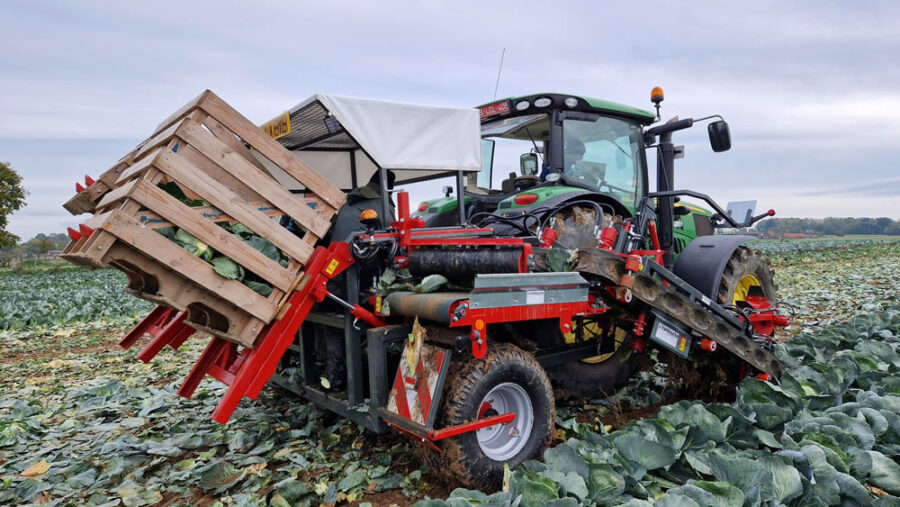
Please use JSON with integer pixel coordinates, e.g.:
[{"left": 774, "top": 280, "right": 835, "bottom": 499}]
[{"left": 419, "top": 343, "right": 554, "bottom": 490}]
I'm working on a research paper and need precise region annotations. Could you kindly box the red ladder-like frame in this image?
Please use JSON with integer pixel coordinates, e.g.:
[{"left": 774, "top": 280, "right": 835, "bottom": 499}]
[{"left": 121, "top": 241, "right": 378, "bottom": 424}]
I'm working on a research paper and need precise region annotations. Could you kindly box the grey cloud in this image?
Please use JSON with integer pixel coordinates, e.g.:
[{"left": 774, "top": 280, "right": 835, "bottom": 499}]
[
  {"left": 2, "top": 0, "right": 900, "bottom": 238},
  {"left": 800, "top": 178, "right": 900, "bottom": 197}
]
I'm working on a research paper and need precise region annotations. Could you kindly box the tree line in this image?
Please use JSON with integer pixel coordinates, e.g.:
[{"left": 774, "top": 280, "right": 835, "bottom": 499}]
[{"left": 755, "top": 217, "right": 900, "bottom": 236}]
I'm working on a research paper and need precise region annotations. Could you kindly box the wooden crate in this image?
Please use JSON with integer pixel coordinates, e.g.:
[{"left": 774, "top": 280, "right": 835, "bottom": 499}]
[{"left": 62, "top": 90, "right": 346, "bottom": 347}]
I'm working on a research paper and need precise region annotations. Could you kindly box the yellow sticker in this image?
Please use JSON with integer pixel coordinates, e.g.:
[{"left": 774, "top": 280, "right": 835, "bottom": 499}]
[
  {"left": 679, "top": 337, "right": 686, "bottom": 352},
  {"left": 261, "top": 112, "right": 291, "bottom": 140},
  {"left": 375, "top": 296, "right": 382, "bottom": 313},
  {"left": 325, "top": 259, "right": 340, "bottom": 275}
]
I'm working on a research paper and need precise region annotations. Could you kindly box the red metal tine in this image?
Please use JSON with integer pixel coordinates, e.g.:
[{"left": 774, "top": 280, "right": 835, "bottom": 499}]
[
  {"left": 168, "top": 324, "right": 195, "bottom": 350},
  {"left": 177, "top": 337, "right": 228, "bottom": 399},
  {"left": 137, "top": 311, "right": 193, "bottom": 363},
  {"left": 119, "top": 306, "right": 170, "bottom": 349}
]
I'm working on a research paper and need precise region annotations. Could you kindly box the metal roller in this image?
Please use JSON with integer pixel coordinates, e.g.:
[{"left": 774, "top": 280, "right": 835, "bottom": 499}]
[
  {"left": 383, "top": 291, "right": 469, "bottom": 324},
  {"left": 408, "top": 247, "right": 522, "bottom": 281}
]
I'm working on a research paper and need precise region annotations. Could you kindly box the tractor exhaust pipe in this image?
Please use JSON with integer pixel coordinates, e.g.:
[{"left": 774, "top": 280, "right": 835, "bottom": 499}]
[{"left": 656, "top": 130, "right": 676, "bottom": 268}]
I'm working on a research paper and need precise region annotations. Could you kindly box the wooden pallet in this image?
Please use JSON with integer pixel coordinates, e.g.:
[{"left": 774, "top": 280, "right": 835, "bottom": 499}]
[{"left": 62, "top": 90, "right": 346, "bottom": 347}]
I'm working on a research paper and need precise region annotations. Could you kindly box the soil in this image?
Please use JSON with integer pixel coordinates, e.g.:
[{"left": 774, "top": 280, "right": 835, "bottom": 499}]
[
  {"left": 574, "top": 396, "right": 686, "bottom": 430},
  {"left": 0, "top": 327, "right": 126, "bottom": 365},
  {"left": 352, "top": 478, "right": 452, "bottom": 507}
]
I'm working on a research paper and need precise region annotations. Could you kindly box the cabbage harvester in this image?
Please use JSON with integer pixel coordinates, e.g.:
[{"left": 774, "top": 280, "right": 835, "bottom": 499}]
[{"left": 61, "top": 87, "right": 788, "bottom": 489}]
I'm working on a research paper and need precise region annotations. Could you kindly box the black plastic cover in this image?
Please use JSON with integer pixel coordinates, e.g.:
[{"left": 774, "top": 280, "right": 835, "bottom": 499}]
[{"left": 672, "top": 235, "right": 752, "bottom": 299}]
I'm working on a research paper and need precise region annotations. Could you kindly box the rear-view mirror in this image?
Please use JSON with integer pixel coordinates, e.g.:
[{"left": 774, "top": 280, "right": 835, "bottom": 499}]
[
  {"left": 708, "top": 120, "right": 731, "bottom": 152},
  {"left": 520, "top": 153, "right": 539, "bottom": 176}
]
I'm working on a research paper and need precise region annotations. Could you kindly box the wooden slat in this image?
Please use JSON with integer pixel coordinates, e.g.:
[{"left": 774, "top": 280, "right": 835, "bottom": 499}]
[
  {"left": 63, "top": 191, "right": 98, "bottom": 216},
  {"left": 116, "top": 147, "right": 165, "bottom": 184},
  {"left": 133, "top": 113, "right": 196, "bottom": 162},
  {"left": 153, "top": 149, "right": 314, "bottom": 263},
  {"left": 96, "top": 178, "right": 140, "bottom": 209},
  {"left": 194, "top": 92, "right": 346, "bottom": 211},
  {"left": 100, "top": 158, "right": 132, "bottom": 186},
  {"left": 276, "top": 234, "right": 320, "bottom": 307},
  {"left": 177, "top": 143, "right": 266, "bottom": 204},
  {"left": 83, "top": 210, "right": 114, "bottom": 230},
  {"left": 203, "top": 115, "right": 268, "bottom": 173},
  {"left": 102, "top": 210, "right": 276, "bottom": 322},
  {"left": 153, "top": 89, "right": 213, "bottom": 136},
  {"left": 128, "top": 201, "right": 285, "bottom": 229},
  {"left": 128, "top": 180, "right": 296, "bottom": 292},
  {"left": 176, "top": 118, "right": 332, "bottom": 238}
]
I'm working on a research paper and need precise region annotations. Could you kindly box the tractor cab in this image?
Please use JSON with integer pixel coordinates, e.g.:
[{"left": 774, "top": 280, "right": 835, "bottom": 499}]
[{"left": 417, "top": 93, "right": 657, "bottom": 226}]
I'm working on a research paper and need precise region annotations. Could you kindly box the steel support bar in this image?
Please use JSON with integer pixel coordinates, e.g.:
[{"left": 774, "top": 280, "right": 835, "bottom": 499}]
[
  {"left": 427, "top": 412, "right": 515, "bottom": 440},
  {"left": 344, "top": 265, "right": 364, "bottom": 405},
  {"left": 536, "top": 342, "right": 603, "bottom": 369},
  {"left": 367, "top": 326, "right": 410, "bottom": 434},
  {"left": 304, "top": 387, "right": 381, "bottom": 432}
]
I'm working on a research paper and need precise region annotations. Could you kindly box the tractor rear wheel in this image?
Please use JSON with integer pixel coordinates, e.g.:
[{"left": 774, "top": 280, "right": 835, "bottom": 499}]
[
  {"left": 417, "top": 343, "right": 554, "bottom": 490},
  {"left": 717, "top": 246, "right": 777, "bottom": 306},
  {"left": 547, "top": 326, "right": 636, "bottom": 400}
]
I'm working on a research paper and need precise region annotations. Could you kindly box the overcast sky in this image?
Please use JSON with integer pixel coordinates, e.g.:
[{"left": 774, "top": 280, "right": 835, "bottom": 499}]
[{"left": 2, "top": 1, "right": 899, "bottom": 239}]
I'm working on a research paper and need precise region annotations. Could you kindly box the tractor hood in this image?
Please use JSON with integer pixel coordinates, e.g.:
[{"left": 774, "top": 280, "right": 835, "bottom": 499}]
[{"left": 257, "top": 94, "right": 483, "bottom": 191}]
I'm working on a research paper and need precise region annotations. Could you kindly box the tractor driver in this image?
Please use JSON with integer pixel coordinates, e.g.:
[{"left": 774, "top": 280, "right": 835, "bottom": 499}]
[
  {"left": 564, "top": 138, "right": 586, "bottom": 172},
  {"left": 541, "top": 139, "right": 587, "bottom": 181},
  {"left": 563, "top": 138, "right": 606, "bottom": 185}
]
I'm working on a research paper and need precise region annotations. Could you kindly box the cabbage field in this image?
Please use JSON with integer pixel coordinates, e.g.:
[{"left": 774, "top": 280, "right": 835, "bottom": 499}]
[{"left": 0, "top": 239, "right": 898, "bottom": 506}]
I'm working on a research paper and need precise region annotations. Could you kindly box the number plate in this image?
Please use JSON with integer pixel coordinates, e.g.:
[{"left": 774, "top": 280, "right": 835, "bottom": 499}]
[{"left": 479, "top": 100, "right": 510, "bottom": 118}]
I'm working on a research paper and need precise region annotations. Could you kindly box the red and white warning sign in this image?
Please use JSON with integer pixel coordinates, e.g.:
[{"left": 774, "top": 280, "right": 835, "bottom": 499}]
[{"left": 386, "top": 323, "right": 446, "bottom": 426}]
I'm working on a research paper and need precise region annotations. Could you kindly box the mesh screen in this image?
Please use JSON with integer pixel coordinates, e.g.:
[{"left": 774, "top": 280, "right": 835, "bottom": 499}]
[{"left": 277, "top": 101, "right": 357, "bottom": 151}]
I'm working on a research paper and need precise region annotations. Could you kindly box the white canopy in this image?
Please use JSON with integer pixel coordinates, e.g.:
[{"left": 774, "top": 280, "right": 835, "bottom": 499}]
[{"left": 256, "top": 94, "right": 482, "bottom": 191}]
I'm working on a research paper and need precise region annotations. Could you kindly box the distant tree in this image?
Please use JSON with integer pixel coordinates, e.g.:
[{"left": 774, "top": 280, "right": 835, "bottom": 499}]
[
  {"left": 755, "top": 217, "right": 899, "bottom": 236},
  {"left": 0, "top": 161, "right": 27, "bottom": 248},
  {"left": 24, "top": 237, "right": 53, "bottom": 256}
]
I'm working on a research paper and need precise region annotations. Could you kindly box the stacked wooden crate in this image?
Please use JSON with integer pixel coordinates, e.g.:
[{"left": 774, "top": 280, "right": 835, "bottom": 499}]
[{"left": 62, "top": 90, "right": 346, "bottom": 347}]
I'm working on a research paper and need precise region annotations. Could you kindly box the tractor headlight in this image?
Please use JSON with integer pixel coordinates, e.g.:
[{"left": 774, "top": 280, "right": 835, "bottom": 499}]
[
  {"left": 534, "top": 97, "right": 551, "bottom": 108},
  {"left": 564, "top": 97, "right": 578, "bottom": 108},
  {"left": 515, "top": 100, "right": 531, "bottom": 111}
]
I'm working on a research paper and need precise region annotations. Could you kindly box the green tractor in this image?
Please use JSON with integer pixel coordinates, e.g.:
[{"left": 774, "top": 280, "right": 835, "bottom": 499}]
[
  {"left": 417, "top": 90, "right": 721, "bottom": 262},
  {"left": 414, "top": 89, "right": 780, "bottom": 398}
]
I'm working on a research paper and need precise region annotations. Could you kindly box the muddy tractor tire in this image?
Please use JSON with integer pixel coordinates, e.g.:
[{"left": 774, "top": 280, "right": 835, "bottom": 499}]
[
  {"left": 417, "top": 343, "right": 554, "bottom": 490},
  {"left": 717, "top": 245, "right": 777, "bottom": 305},
  {"left": 547, "top": 337, "right": 636, "bottom": 400}
]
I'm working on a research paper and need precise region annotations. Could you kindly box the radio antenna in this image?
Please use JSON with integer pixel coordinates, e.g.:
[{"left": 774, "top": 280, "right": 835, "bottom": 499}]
[{"left": 492, "top": 48, "right": 506, "bottom": 100}]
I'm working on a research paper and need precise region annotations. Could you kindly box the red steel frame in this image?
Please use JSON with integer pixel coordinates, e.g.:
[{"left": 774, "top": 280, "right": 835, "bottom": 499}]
[{"left": 117, "top": 190, "right": 597, "bottom": 443}]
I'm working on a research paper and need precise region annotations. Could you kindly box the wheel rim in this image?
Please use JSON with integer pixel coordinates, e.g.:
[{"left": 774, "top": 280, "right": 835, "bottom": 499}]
[
  {"left": 476, "top": 382, "right": 534, "bottom": 461},
  {"left": 732, "top": 273, "right": 761, "bottom": 304},
  {"left": 566, "top": 325, "right": 627, "bottom": 364}
]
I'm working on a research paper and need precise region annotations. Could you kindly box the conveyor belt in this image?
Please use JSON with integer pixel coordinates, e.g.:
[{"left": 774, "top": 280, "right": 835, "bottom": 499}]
[{"left": 576, "top": 248, "right": 782, "bottom": 377}]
